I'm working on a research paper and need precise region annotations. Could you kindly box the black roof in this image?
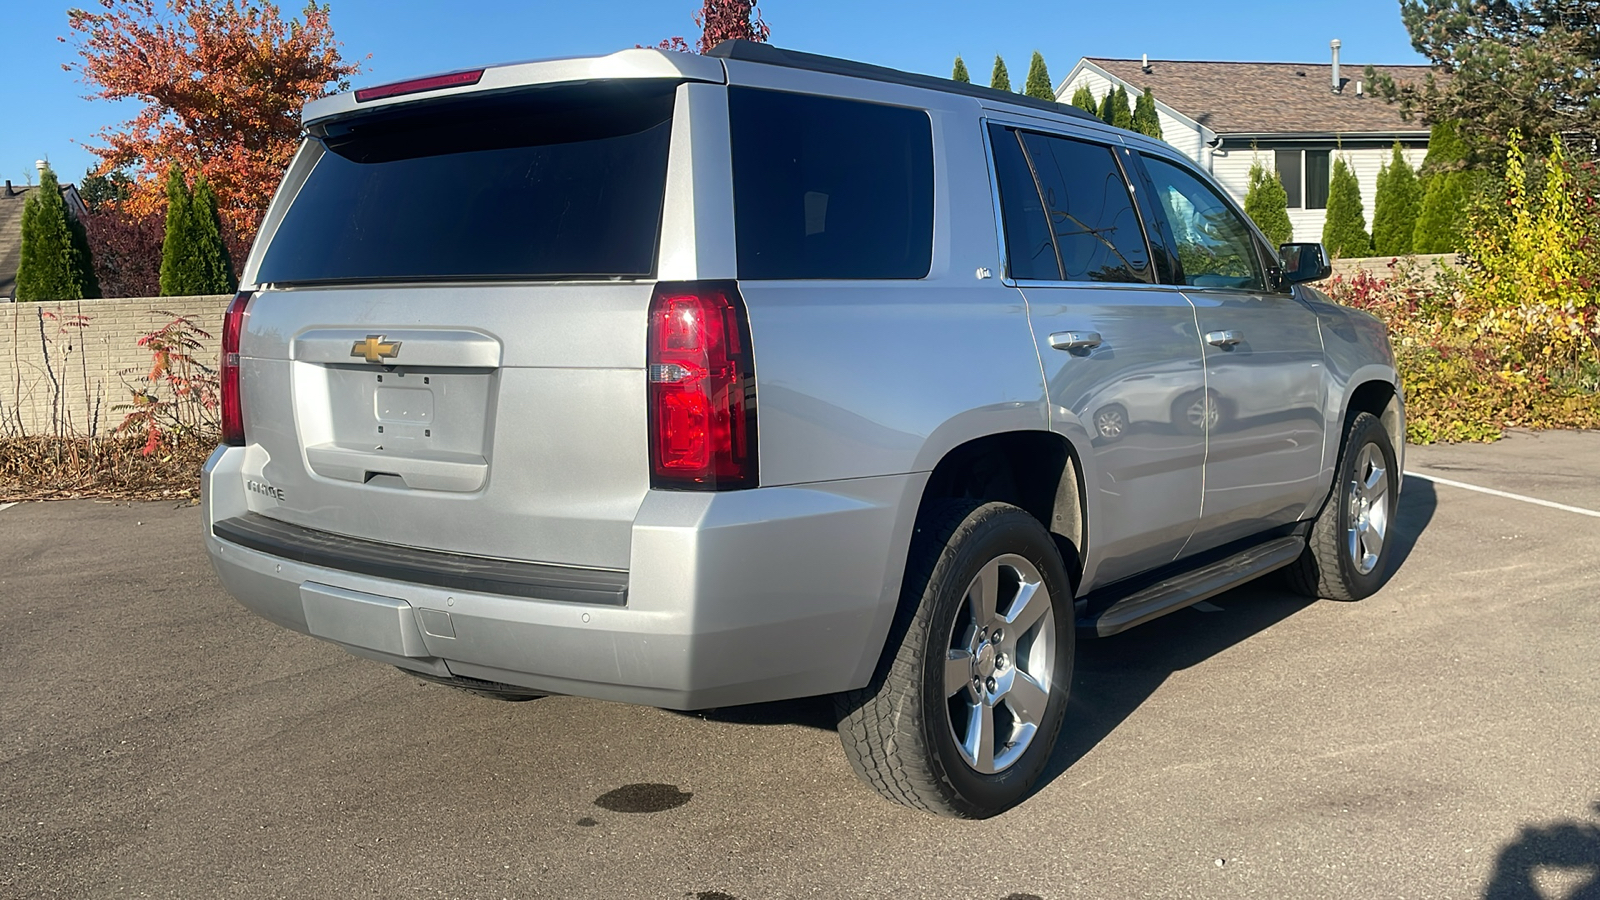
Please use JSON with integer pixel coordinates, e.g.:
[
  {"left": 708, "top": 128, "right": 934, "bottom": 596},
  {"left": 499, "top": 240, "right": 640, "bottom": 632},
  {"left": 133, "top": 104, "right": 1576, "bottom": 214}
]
[{"left": 708, "top": 40, "right": 1101, "bottom": 123}]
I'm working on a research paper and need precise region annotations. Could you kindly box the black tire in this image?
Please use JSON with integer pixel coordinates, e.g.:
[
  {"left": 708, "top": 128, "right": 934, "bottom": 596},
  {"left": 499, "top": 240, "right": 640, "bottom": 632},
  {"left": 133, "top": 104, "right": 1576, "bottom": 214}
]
[
  {"left": 835, "top": 500, "right": 1074, "bottom": 818},
  {"left": 398, "top": 668, "right": 548, "bottom": 702},
  {"left": 1287, "top": 411, "right": 1399, "bottom": 601}
]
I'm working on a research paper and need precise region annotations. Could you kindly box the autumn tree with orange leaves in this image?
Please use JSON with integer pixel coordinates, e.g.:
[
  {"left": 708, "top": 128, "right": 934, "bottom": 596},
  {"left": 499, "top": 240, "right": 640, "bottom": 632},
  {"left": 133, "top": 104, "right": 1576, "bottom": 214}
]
[{"left": 65, "top": 0, "right": 361, "bottom": 245}]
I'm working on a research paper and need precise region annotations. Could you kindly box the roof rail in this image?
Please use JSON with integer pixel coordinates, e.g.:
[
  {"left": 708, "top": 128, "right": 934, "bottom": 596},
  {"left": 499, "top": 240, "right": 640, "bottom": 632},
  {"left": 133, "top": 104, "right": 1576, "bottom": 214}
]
[{"left": 708, "top": 40, "right": 1101, "bottom": 123}]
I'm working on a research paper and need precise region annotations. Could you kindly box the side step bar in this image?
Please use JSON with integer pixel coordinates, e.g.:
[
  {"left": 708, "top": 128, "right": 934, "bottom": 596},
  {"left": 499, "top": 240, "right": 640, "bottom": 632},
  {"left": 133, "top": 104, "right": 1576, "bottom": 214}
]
[{"left": 1078, "top": 536, "right": 1305, "bottom": 638}]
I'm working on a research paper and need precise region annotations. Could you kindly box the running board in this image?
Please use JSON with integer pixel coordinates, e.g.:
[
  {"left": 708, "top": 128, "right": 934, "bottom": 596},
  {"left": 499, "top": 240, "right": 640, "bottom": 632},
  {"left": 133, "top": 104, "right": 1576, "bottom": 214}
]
[{"left": 1078, "top": 536, "right": 1306, "bottom": 638}]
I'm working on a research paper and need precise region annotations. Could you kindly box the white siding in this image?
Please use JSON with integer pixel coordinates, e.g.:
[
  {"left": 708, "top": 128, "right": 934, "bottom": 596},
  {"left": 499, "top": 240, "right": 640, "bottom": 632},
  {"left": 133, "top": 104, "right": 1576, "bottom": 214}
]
[
  {"left": 1210, "top": 144, "right": 1427, "bottom": 244},
  {"left": 1056, "top": 70, "right": 1205, "bottom": 168}
]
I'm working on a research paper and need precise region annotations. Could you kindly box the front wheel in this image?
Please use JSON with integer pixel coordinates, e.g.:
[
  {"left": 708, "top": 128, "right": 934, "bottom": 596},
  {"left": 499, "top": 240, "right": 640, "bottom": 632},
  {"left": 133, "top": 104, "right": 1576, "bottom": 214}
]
[
  {"left": 835, "top": 501, "right": 1074, "bottom": 818},
  {"left": 1287, "top": 411, "right": 1399, "bottom": 601}
]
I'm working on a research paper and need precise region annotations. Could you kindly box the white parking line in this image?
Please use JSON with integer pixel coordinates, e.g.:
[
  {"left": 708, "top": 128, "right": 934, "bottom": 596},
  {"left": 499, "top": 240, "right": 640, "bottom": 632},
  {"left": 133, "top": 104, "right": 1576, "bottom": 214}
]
[
  {"left": 1407, "top": 471, "right": 1600, "bottom": 519},
  {"left": 0, "top": 502, "right": 17, "bottom": 514}
]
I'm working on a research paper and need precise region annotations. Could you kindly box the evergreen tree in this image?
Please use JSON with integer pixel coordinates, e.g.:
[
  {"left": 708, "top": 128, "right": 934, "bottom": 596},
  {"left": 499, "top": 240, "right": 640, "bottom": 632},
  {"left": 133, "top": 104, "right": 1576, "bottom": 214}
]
[
  {"left": 159, "top": 165, "right": 203, "bottom": 296},
  {"left": 1069, "top": 84, "right": 1097, "bottom": 113},
  {"left": 14, "top": 165, "right": 98, "bottom": 301},
  {"left": 1098, "top": 89, "right": 1116, "bottom": 123},
  {"left": 192, "top": 174, "right": 237, "bottom": 294},
  {"left": 1371, "top": 143, "right": 1421, "bottom": 256},
  {"left": 1244, "top": 160, "right": 1294, "bottom": 247},
  {"left": 1413, "top": 120, "right": 1473, "bottom": 253},
  {"left": 1024, "top": 51, "right": 1053, "bottom": 101},
  {"left": 1321, "top": 156, "right": 1372, "bottom": 258},
  {"left": 1132, "top": 87, "right": 1163, "bottom": 140},
  {"left": 1109, "top": 86, "right": 1134, "bottom": 130},
  {"left": 952, "top": 55, "right": 970, "bottom": 83},
  {"left": 990, "top": 55, "right": 1011, "bottom": 92}
]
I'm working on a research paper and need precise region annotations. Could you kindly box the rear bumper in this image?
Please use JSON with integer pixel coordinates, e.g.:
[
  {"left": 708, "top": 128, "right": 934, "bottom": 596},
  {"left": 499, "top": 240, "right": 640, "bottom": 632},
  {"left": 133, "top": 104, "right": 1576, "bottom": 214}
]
[{"left": 203, "top": 445, "right": 923, "bottom": 709}]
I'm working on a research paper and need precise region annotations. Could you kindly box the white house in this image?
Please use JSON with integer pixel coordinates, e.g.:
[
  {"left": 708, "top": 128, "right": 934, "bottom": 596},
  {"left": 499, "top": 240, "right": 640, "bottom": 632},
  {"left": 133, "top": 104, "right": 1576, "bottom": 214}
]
[{"left": 1057, "top": 42, "right": 1432, "bottom": 244}]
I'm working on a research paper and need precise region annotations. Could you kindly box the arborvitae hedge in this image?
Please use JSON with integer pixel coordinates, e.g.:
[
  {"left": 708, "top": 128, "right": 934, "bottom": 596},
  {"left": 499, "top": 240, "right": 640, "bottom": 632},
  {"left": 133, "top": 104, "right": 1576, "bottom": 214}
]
[
  {"left": 14, "top": 166, "right": 99, "bottom": 301},
  {"left": 1110, "top": 86, "right": 1133, "bottom": 130},
  {"left": 990, "top": 56, "right": 1011, "bottom": 92},
  {"left": 1372, "top": 142, "right": 1421, "bottom": 256},
  {"left": 1244, "top": 160, "right": 1294, "bottom": 247},
  {"left": 1069, "top": 84, "right": 1097, "bottom": 113},
  {"left": 1133, "top": 87, "right": 1163, "bottom": 140},
  {"left": 192, "top": 174, "right": 237, "bottom": 294},
  {"left": 158, "top": 166, "right": 234, "bottom": 296},
  {"left": 952, "top": 56, "right": 970, "bottom": 83},
  {"left": 1024, "top": 51, "right": 1053, "bottom": 101},
  {"left": 1413, "top": 120, "right": 1472, "bottom": 253},
  {"left": 1321, "top": 156, "right": 1373, "bottom": 258}
]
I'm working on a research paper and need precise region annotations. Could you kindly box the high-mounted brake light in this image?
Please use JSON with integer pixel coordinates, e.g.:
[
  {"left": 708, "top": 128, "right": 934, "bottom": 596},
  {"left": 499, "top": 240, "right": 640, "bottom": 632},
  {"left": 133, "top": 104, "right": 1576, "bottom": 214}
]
[
  {"left": 220, "top": 291, "right": 251, "bottom": 447},
  {"left": 354, "top": 69, "right": 484, "bottom": 103},
  {"left": 647, "top": 281, "right": 758, "bottom": 490}
]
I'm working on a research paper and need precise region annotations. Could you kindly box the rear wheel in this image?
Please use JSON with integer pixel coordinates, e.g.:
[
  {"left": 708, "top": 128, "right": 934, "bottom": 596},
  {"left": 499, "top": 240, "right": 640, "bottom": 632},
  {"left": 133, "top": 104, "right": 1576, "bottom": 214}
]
[
  {"left": 836, "top": 501, "right": 1074, "bottom": 818},
  {"left": 1287, "top": 411, "right": 1398, "bottom": 601}
]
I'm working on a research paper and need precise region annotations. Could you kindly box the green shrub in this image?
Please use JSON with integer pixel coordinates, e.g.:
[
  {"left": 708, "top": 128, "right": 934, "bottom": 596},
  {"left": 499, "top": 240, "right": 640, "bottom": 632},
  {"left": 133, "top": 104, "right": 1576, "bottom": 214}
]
[
  {"left": 1414, "top": 120, "right": 1472, "bottom": 253},
  {"left": 1100, "top": 85, "right": 1132, "bottom": 129},
  {"left": 1132, "top": 88, "right": 1163, "bottom": 140},
  {"left": 1069, "top": 84, "right": 1097, "bottom": 113},
  {"left": 159, "top": 166, "right": 234, "bottom": 296},
  {"left": 951, "top": 56, "right": 970, "bottom": 83},
  {"left": 1321, "top": 157, "right": 1372, "bottom": 258},
  {"left": 990, "top": 56, "right": 1010, "bottom": 92},
  {"left": 14, "top": 166, "right": 99, "bottom": 302},
  {"left": 1372, "top": 143, "right": 1420, "bottom": 256},
  {"left": 1023, "top": 52, "right": 1053, "bottom": 101},
  {"left": 1244, "top": 160, "right": 1293, "bottom": 247}
]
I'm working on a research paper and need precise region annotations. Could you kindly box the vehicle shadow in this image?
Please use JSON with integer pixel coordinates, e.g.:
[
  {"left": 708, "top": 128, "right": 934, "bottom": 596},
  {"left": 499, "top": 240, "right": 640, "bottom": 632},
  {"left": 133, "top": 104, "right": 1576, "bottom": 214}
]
[
  {"left": 688, "top": 477, "right": 1438, "bottom": 765},
  {"left": 1482, "top": 803, "right": 1600, "bottom": 899},
  {"left": 1032, "top": 476, "right": 1437, "bottom": 794}
]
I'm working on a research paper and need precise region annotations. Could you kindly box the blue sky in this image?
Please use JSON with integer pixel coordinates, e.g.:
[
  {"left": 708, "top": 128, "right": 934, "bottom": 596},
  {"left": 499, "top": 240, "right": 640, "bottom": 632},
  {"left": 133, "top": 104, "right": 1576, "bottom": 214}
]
[{"left": 0, "top": 0, "right": 1426, "bottom": 188}]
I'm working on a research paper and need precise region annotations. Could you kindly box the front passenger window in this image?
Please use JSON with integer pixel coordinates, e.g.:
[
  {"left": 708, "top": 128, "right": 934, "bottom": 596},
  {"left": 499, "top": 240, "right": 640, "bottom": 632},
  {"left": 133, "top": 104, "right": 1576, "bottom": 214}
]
[{"left": 1141, "top": 155, "right": 1265, "bottom": 291}]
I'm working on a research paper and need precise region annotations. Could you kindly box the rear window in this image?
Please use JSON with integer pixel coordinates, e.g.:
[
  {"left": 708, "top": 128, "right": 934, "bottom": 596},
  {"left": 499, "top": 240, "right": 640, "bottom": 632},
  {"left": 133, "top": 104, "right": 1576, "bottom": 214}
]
[
  {"left": 256, "top": 82, "right": 677, "bottom": 285},
  {"left": 729, "top": 87, "right": 934, "bottom": 280}
]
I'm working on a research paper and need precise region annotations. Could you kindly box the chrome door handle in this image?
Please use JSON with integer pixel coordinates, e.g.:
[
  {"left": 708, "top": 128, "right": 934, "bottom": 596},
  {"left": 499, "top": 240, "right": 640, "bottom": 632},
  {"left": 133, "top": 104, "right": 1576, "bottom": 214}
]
[
  {"left": 1206, "top": 330, "right": 1243, "bottom": 348},
  {"left": 1049, "top": 331, "right": 1103, "bottom": 352}
]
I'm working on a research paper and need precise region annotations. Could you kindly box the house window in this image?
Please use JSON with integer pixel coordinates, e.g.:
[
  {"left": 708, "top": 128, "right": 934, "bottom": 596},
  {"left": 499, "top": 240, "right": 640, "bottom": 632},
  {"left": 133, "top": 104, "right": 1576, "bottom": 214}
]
[{"left": 1273, "top": 149, "right": 1330, "bottom": 210}]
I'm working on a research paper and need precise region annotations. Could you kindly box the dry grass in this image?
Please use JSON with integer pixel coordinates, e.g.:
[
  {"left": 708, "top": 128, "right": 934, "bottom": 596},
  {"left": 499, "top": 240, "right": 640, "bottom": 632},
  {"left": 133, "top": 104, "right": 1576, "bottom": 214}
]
[{"left": 0, "top": 433, "right": 215, "bottom": 502}]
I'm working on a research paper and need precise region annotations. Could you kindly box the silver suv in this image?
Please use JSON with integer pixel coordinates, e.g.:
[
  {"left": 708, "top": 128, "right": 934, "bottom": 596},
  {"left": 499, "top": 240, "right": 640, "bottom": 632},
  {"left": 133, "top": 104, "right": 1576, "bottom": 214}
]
[{"left": 204, "top": 41, "right": 1404, "bottom": 818}]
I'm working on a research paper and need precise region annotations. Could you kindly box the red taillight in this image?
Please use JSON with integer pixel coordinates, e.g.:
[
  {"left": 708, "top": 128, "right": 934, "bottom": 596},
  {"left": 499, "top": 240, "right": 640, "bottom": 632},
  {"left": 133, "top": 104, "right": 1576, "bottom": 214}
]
[
  {"left": 220, "top": 291, "right": 251, "bottom": 447},
  {"left": 354, "top": 69, "right": 484, "bottom": 103},
  {"left": 647, "top": 281, "right": 757, "bottom": 490}
]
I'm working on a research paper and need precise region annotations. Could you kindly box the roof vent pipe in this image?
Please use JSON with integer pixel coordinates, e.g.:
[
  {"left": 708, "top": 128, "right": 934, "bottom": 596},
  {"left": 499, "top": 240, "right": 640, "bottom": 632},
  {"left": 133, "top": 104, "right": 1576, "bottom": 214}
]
[
  {"left": 1330, "top": 39, "right": 1342, "bottom": 93},
  {"left": 1356, "top": 80, "right": 1364, "bottom": 97},
  {"left": 1141, "top": 53, "right": 1151, "bottom": 74}
]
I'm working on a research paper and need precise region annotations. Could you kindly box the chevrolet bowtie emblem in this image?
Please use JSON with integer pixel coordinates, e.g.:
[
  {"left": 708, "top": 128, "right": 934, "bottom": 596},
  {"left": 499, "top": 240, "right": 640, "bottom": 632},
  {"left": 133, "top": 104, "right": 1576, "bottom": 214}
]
[{"left": 351, "top": 335, "right": 402, "bottom": 364}]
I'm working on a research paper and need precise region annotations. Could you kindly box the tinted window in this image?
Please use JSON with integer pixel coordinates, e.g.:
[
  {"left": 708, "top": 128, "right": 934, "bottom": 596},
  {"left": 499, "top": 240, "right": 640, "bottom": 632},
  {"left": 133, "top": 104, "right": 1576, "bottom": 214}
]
[
  {"left": 1275, "top": 149, "right": 1303, "bottom": 209},
  {"left": 729, "top": 88, "right": 933, "bottom": 279},
  {"left": 1305, "top": 150, "right": 1331, "bottom": 210},
  {"left": 988, "top": 126, "right": 1059, "bottom": 281},
  {"left": 257, "top": 82, "right": 676, "bottom": 285},
  {"left": 1019, "top": 132, "right": 1150, "bottom": 283},
  {"left": 1141, "top": 155, "right": 1265, "bottom": 291}
]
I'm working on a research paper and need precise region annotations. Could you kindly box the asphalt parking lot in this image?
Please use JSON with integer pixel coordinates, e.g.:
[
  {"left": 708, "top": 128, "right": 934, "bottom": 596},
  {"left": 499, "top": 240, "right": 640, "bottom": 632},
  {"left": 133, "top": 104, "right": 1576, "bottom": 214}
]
[{"left": 3, "top": 430, "right": 1598, "bottom": 899}]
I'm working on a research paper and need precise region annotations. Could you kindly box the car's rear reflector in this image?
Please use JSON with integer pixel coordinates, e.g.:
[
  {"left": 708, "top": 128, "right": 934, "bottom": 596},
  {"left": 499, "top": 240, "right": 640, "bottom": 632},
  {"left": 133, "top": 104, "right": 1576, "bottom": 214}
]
[
  {"left": 354, "top": 69, "right": 485, "bottom": 103},
  {"left": 220, "top": 291, "right": 251, "bottom": 447},
  {"left": 647, "top": 281, "right": 758, "bottom": 490}
]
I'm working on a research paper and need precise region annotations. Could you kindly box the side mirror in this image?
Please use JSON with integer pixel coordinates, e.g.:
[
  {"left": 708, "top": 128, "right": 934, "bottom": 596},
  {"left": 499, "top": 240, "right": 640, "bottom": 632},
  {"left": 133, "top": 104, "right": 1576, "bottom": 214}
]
[{"left": 1278, "top": 243, "right": 1332, "bottom": 285}]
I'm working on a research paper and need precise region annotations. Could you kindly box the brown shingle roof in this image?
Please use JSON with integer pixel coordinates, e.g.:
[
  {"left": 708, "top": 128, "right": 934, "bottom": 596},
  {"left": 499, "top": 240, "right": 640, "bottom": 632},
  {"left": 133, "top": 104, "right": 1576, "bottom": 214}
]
[{"left": 1082, "top": 58, "right": 1433, "bottom": 136}]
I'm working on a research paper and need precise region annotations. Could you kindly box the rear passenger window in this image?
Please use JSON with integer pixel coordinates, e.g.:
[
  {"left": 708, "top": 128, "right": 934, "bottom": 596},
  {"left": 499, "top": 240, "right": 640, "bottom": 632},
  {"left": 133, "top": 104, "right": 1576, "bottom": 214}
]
[
  {"left": 987, "top": 126, "right": 1150, "bottom": 283},
  {"left": 1018, "top": 133, "right": 1150, "bottom": 283},
  {"left": 988, "top": 125, "right": 1059, "bottom": 281},
  {"left": 729, "top": 88, "right": 933, "bottom": 280}
]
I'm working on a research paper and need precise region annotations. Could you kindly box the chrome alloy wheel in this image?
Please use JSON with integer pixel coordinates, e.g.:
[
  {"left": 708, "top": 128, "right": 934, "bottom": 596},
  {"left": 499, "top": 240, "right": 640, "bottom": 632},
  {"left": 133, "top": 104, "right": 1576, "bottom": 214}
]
[
  {"left": 943, "top": 554, "right": 1055, "bottom": 775},
  {"left": 1345, "top": 442, "right": 1390, "bottom": 576},
  {"left": 1094, "top": 407, "right": 1126, "bottom": 439}
]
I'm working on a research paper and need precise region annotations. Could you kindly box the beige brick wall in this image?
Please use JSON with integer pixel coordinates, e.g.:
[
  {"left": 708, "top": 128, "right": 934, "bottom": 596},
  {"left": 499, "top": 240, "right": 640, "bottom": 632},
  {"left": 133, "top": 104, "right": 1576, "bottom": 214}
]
[{"left": 0, "top": 295, "right": 230, "bottom": 437}]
